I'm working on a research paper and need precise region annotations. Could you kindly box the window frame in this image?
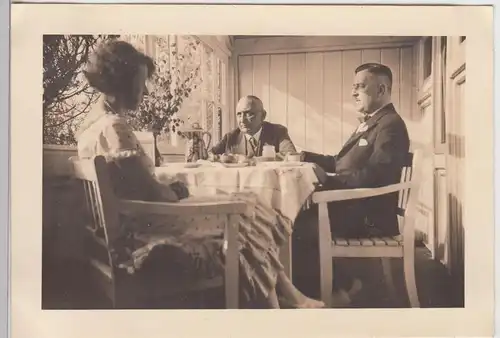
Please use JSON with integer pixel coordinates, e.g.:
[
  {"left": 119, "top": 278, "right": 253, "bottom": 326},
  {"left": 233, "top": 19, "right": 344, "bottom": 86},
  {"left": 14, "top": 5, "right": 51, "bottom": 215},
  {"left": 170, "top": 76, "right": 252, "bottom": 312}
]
[
  {"left": 195, "top": 36, "right": 232, "bottom": 144},
  {"left": 140, "top": 35, "right": 233, "bottom": 152}
]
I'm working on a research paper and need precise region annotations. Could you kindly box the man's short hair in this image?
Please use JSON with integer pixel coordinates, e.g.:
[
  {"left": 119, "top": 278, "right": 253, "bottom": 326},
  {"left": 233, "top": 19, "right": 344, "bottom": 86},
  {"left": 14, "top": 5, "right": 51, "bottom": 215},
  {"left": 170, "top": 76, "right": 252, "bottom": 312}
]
[
  {"left": 355, "top": 63, "right": 393, "bottom": 88},
  {"left": 237, "top": 95, "right": 267, "bottom": 116},
  {"left": 242, "top": 95, "right": 264, "bottom": 111}
]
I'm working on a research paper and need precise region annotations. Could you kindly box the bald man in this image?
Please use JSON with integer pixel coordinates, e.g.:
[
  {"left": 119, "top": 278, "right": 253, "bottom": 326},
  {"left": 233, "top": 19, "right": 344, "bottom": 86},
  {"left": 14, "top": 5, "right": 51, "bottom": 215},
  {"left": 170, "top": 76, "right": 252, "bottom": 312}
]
[{"left": 210, "top": 95, "right": 297, "bottom": 158}]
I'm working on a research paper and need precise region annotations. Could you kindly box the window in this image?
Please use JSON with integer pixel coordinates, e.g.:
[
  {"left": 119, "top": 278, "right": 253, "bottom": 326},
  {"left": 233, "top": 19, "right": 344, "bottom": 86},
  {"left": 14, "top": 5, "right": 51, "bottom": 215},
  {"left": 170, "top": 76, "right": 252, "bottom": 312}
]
[
  {"left": 42, "top": 34, "right": 229, "bottom": 148},
  {"left": 124, "top": 35, "right": 229, "bottom": 157},
  {"left": 459, "top": 36, "right": 466, "bottom": 43},
  {"left": 423, "top": 37, "right": 433, "bottom": 80}
]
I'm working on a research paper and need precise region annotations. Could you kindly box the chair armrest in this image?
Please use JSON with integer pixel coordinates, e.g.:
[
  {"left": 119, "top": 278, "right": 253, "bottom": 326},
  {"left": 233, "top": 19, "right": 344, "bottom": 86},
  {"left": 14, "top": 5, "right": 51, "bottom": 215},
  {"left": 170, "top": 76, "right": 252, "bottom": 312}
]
[
  {"left": 312, "top": 181, "right": 414, "bottom": 203},
  {"left": 119, "top": 199, "right": 251, "bottom": 216}
]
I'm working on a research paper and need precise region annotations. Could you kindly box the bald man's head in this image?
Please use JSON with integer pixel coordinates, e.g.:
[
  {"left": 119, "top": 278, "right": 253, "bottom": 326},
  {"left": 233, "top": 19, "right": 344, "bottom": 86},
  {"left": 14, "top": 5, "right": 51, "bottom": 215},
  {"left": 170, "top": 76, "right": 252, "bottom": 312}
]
[{"left": 235, "top": 95, "right": 267, "bottom": 135}]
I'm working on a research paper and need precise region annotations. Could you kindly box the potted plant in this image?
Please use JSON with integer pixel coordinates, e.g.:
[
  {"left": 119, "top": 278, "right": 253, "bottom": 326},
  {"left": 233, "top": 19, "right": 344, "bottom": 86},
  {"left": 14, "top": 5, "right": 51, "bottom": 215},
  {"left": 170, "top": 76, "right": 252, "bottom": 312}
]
[{"left": 127, "top": 37, "right": 201, "bottom": 166}]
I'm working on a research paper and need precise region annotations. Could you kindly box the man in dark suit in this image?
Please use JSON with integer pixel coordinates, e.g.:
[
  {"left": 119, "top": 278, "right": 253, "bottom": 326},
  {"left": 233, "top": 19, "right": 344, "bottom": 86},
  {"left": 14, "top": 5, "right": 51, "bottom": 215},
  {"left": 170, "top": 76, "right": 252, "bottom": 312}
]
[
  {"left": 293, "top": 63, "right": 410, "bottom": 305},
  {"left": 210, "top": 95, "right": 297, "bottom": 158},
  {"left": 300, "top": 62, "right": 410, "bottom": 237}
]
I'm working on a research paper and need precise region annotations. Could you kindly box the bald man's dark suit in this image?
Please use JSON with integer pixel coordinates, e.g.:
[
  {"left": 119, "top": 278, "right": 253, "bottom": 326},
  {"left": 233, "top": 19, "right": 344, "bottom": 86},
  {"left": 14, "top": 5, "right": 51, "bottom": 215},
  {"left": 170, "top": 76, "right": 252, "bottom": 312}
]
[{"left": 210, "top": 121, "right": 296, "bottom": 157}]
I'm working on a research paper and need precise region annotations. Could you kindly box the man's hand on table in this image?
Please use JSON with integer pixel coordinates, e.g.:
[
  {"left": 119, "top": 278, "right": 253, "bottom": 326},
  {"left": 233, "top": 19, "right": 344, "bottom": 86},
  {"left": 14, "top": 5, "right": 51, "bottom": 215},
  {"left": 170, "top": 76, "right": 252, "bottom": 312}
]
[
  {"left": 298, "top": 151, "right": 336, "bottom": 185},
  {"left": 207, "top": 152, "right": 219, "bottom": 162}
]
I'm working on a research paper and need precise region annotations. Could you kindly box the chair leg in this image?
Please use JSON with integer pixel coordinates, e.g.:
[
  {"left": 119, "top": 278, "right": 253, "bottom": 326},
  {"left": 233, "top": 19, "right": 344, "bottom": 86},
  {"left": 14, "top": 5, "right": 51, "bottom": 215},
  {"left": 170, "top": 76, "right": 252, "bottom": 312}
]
[
  {"left": 381, "top": 258, "right": 397, "bottom": 305},
  {"left": 225, "top": 215, "right": 239, "bottom": 309},
  {"left": 320, "top": 256, "right": 333, "bottom": 307},
  {"left": 318, "top": 203, "right": 333, "bottom": 307},
  {"left": 403, "top": 254, "right": 420, "bottom": 307}
]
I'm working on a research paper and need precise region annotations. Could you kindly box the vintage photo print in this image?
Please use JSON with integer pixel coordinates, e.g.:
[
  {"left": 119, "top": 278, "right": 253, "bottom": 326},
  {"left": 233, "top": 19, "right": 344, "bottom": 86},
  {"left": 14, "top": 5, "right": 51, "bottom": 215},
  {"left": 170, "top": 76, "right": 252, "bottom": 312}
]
[{"left": 10, "top": 4, "right": 494, "bottom": 338}]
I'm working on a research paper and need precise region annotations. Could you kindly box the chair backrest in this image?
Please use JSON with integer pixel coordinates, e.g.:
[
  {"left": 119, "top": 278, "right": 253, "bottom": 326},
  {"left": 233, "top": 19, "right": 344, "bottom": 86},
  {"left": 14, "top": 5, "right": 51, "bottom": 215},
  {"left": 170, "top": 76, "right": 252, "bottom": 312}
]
[
  {"left": 397, "top": 150, "right": 422, "bottom": 239},
  {"left": 70, "top": 156, "right": 121, "bottom": 297}
]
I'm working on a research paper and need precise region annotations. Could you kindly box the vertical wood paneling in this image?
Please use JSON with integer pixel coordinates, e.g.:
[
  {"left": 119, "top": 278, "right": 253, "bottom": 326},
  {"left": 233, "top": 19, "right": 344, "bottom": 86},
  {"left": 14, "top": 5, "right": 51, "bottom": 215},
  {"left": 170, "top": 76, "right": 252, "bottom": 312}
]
[
  {"left": 448, "top": 78, "right": 465, "bottom": 284},
  {"left": 341, "top": 50, "right": 362, "bottom": 143},
  {"left": 410, "top": 45, "right": 419, "bottom": 120},
  {"left": 435, "top": 170, "right": 448, "bottom": 264},
  {"left": 323, "top": 52, "right": 343, "bottom": 154},
  {"left": 441, "top": 37, "right": 465, "bottom": 285},
  {"left": 361, "top": 49, "right": 381, "bottom": 63},
  {"left": 238, "top": 56, "right": 253, "bottom": 98},
  {"left": 415, "top": 102, "right": 434, "bottom": 240},
  {"left": 287, "top": 54, "right": 306, "bottom": 150},
  {"left": 458, "top": 82, "right": 465, "bottom": 287},
  {"left": 237, "top": 46, "right": 414, "bottom": 155},
  {"left": 252, "top": 55, "right": 270, "bottom": 114},
  {"left": 400, "top": 47, "right": 414, "bottom": 120},
  {"left": 305, "top": 53, "right": 324, "bottom": 152},
  {"left": 381, "top": 48, "right": 401, "bottom": 111},
  {"left": 269, "top": 55, "right": 288, "bottom": 126}
]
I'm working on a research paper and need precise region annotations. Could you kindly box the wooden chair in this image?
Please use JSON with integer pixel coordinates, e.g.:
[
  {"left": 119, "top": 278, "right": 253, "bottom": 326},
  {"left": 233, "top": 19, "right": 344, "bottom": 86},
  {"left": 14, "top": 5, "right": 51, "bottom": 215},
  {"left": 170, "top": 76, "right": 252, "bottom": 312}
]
[
  {"left": 311, "top": 150, "right": 422, "bottom": 308},
  {"left": 70, "top": 155, "right": 248, "bottom": 309}
]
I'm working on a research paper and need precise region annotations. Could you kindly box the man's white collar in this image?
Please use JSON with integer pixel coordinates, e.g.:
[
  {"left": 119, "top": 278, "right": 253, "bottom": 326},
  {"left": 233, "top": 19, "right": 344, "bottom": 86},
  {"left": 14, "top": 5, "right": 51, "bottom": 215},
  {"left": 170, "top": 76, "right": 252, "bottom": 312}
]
[
  {"left": 244, "top": 126, "right": 263, "bottom": 141},
  {"left": 367, "top": 102, "right": 391, "bottom": 118}
]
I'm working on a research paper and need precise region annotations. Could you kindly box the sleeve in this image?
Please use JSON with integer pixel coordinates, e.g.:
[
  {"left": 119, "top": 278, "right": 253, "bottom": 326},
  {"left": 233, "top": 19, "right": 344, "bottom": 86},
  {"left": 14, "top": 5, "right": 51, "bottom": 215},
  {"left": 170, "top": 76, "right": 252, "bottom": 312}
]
[
  {"left": 277, "top": 127, "right": 297, "bottom": 154},
  {"left": 102, "top": 118, "right": 180, "bottom": 202},
  {"left": 329, "top": 121, "right": 409, "bottom": 189},
  {"left": 210, "top": 133, "right": 229, "bottom": 155},
  {"left": 103, "top": 118, "right": 142, "bottom": 160},
  {"left": 302, "top": 151, "right": 337, "bottom": 173}
]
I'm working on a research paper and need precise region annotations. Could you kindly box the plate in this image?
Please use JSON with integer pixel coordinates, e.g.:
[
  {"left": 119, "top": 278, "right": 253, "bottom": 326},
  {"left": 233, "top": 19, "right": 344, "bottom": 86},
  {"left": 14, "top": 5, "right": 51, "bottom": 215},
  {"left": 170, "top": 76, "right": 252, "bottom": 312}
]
[
  {"left": 183, "top": 163, "right": 202, "bottom": 169},
  {"left": 221, "top": 162, "right": 249, "bottom": 168},
  {"left": 278, "top": 162, "right": 304, "bottom": 167},
  {"left": 254, "top": 156, "right": 275, "bottom": 163}
]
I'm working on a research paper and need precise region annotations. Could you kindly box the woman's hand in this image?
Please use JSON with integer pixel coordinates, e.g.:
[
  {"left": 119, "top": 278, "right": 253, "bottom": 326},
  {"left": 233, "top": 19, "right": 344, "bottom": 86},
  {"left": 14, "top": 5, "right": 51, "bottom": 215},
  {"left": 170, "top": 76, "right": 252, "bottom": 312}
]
[
  {"left": 159, "top": 184, "right": 180, "bottom": 202},
  {"left": 169, "top": 181, "right": 190, "bottom": 200}
]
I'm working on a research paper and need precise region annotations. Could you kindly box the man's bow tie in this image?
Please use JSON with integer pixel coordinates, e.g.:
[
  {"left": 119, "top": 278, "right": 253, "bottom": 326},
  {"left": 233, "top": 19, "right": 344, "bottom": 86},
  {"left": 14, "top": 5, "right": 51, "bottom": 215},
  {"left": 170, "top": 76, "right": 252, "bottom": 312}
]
[{"left": 357, "top": 114, "right": 370, "bottom": 123}]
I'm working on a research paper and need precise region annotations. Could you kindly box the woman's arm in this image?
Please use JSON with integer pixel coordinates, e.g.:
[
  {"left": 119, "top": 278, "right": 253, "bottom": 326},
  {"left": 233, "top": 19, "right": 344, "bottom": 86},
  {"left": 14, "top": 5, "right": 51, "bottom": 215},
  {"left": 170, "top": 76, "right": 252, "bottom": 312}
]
[{"left": 103, "top": 118, "right": 181, "bottom": 202}]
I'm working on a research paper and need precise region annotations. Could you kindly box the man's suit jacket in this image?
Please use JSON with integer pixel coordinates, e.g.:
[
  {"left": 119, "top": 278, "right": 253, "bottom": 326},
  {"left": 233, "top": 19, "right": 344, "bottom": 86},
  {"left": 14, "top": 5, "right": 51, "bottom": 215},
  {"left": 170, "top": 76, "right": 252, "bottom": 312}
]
[
  {"left": 302, "top": 104, "right": 410, "bottom": 236},
  {"left": 210, "top": 121, "right": 297, "bottom": 156}
]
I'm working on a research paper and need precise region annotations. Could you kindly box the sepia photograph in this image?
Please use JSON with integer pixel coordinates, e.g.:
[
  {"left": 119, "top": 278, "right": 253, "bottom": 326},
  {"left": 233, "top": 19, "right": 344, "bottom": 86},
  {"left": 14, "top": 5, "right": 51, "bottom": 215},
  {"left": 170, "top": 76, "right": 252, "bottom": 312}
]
[
  {"left": 42, "top": 33, "right": 465, "bottom": 310},
  {"left": 10, "top": 4, "right": 494, "bottom": 338}
]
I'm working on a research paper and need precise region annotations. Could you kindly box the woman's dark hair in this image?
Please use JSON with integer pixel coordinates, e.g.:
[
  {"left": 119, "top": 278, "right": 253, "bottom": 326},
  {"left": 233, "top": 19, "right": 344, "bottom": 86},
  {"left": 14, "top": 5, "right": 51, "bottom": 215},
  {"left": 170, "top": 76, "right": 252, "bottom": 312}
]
[{"left": 83, "top": 39, "right": 155, "bottom": 104}]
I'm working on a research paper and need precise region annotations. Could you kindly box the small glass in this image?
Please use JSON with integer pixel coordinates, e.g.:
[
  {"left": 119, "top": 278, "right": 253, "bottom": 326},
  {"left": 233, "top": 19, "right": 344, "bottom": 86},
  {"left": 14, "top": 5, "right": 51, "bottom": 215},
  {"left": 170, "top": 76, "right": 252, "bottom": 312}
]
[{"left": 262, "top": 145, "right": 276, "bottom": 159}]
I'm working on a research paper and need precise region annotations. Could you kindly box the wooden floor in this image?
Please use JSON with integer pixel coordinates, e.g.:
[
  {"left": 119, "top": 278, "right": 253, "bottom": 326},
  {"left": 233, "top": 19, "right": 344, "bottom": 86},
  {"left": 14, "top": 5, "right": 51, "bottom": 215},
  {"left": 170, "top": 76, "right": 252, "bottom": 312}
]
[
  {"left": 42, "top": 245, "right": 463, "bottom": 309},
  {"left": 293, "top": 245, "right": 464, "bottom": 308}
]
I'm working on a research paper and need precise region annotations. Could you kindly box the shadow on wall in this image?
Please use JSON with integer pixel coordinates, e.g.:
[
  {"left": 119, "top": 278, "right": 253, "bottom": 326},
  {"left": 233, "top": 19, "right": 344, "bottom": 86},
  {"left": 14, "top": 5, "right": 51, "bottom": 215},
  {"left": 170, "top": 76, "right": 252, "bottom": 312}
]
[
  {"left": 253, "top": 84, "right": 427, "bottom": 155},
  {"left": 239, "top": 45, "right": 425, "bottom": 154}
]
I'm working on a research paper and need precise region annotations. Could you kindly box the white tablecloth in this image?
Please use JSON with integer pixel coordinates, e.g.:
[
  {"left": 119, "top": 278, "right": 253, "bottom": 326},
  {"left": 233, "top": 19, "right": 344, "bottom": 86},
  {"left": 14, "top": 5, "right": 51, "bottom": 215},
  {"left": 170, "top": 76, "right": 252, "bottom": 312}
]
[{"left": 155, "top": 162, "right": 320, "bottom": 223}]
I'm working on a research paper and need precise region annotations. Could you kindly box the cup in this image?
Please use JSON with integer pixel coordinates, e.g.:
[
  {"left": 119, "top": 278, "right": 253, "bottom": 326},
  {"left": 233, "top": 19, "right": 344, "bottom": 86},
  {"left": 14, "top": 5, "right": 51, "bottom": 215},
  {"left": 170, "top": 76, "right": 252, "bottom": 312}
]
[
  {"left": 236, "top": 154, "right": 249, "bottom": 164},
  {"left": 262, "top": 145, "right": 276, "bottom": 159},
  {"left": 285, "top": 152, "right": 302, "bottom": 162}
]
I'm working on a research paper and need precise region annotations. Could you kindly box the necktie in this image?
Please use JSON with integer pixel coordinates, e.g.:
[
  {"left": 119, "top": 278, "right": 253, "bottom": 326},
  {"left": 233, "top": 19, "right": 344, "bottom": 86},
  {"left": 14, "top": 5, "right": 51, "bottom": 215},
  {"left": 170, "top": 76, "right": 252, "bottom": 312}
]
[{"left": 249, "top": 137, "right": 258, "bottom": 155}]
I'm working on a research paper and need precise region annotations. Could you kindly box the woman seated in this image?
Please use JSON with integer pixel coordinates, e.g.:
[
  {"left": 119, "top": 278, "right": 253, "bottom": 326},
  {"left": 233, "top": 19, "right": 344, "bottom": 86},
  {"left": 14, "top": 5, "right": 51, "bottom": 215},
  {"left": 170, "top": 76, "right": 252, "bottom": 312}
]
[{"left": 76, "top": 39, "right": 324, "bottom": 309}]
